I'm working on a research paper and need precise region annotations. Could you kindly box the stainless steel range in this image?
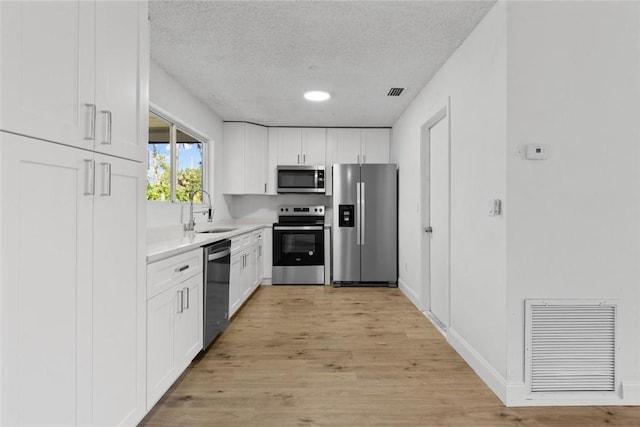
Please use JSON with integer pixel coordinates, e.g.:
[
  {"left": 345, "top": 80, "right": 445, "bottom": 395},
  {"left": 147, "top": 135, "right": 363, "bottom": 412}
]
[{"left": 272, "top": 205, "right": 325, "bottom": 285}]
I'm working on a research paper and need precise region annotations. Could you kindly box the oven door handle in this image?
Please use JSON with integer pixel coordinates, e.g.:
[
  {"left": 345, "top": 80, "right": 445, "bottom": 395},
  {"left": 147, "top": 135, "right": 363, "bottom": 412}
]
[{"left": 273, "top": 226, "right": 324, "bottom": 231}]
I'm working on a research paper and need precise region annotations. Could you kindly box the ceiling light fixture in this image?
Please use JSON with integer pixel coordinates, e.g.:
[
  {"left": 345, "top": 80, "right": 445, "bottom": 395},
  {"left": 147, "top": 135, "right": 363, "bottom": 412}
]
[{"left": 304, "top": 91, "right": 330, "bottom": 102}]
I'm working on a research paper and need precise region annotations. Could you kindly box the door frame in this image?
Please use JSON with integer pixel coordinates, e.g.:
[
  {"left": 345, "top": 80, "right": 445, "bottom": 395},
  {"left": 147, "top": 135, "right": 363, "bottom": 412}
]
[{"left": 420, "top": 98, "right": 452, "bottom": 330}]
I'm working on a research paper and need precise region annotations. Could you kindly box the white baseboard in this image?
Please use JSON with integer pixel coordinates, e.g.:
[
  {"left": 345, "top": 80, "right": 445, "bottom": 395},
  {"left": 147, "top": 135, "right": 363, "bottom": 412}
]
[
  {"left": 505, "top": 382, "right": 638, "bottom": 406},
  {"left": 398, "top": 277, "right": 421, "bottom": 310},
  {"left": 447, "top": 328, "right": 507, "bottom": 404}
]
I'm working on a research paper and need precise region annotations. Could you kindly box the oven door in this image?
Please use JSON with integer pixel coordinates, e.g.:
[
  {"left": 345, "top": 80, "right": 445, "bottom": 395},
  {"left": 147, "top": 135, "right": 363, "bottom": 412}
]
[{"left": 273, "top": 225, "right": 324, "bottom": 266}]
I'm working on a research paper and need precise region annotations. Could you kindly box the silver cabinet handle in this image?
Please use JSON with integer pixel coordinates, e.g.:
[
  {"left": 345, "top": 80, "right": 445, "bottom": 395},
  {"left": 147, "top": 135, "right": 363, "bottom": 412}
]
[
  {"left": 183, "top": 286, "right": 190, "bottom": 309},
  {"left": 264, "top": 183, "right": 267, "bottom": 193},
  {"left": 357, "top": 154, "right": 360, "bottom": 164},
  {"left": 84, "top": 103, "right": 96, "bottom": 141},
  {"left": 177, "top": 290, "right": 184, "bottom": 313},
  {"left": 175, "top": 265, "right": 189, "bottom": 273},
  {"left": 100, "top": 162, "right": 111, "bottom": 196},
  {"left": 425, "top": 227, "right": 433, "bottom": 233},
  {"left": 363, "top": 154, "right": 366, "bottom": 164},
  {"left": 303, "top": 154, "right": 306, "bottom": 164},
  {"left": 356, "top": 181, "right": 361, "bottom": 246},
  {"left": 100, "top": 110, "right": 112, "bottom": 145},
  {"left": 297, "top": 154, "right": 300, "bottom": 164},
  {"left": 84, "top": 159, "right": 95, "bottom": 196},
  {"left": 361, "top": 182, "right": 366, "bottom": 245}
]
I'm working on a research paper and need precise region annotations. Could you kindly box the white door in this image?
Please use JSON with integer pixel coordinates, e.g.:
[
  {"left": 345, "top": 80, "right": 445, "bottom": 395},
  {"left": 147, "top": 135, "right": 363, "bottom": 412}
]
[
  {"left": 92, "top": 155, "right": 146, "bottom": 426},
  {"left": 0, "top": 1, "right": 95, "bottom": 149},
  {"left": 422, "top": 109, "right": 450, "bottom": 329}
]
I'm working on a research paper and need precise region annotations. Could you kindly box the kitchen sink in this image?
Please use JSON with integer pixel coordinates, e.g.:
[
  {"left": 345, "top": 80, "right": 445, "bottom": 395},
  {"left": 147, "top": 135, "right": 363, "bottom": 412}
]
[{"left": 196, "top": 227, "right": 238, "bottom": 234}]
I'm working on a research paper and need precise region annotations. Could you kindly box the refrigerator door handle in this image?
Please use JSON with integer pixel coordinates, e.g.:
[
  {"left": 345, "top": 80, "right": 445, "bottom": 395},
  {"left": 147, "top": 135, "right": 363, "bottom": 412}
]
[
  {"left": 356, "top": 181, "right": 361, "bottom": 246},
  {"left": 361, "top": 182, "right": 365, "bottom": 245}
]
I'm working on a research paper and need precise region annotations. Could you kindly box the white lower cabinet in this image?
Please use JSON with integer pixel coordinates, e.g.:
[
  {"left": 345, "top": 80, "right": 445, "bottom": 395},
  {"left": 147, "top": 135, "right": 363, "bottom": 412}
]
[
  {"left": 229, "top": 230, "right": 264, "bottom": 318},
  {"left": 0, "top": 132, "right": 146, "bottom": 426},
  {"left": 146, "top": 248, "right": 203, "bottom": 410}
]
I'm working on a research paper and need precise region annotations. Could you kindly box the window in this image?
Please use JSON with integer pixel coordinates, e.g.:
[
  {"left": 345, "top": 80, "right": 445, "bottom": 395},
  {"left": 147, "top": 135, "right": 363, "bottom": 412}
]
[{"left": 147, "top": 112, "right": 206, "bottom": 202}]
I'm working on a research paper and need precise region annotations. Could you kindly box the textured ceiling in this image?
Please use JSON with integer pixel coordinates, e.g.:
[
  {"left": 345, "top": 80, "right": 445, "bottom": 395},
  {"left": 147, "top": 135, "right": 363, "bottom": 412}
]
[{"left": 150, "top": 0, "right": 496, "bottom": 127}]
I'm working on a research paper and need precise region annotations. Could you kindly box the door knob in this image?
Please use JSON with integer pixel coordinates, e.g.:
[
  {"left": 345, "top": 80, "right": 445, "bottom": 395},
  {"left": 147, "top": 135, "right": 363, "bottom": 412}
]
[{"left": 424, "top": 226, "right": 433, "bottom": 233}]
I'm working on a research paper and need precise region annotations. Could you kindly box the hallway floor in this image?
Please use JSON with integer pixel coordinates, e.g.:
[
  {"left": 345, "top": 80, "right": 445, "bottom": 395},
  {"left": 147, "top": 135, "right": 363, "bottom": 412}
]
[{"left": 140, "top": 286, "right": 640, "bottom": 426}]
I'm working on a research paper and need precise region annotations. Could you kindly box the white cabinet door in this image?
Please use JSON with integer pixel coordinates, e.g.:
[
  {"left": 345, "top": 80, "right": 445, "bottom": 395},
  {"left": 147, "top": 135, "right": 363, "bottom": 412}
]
[
  {"left": 256, "top": 241, "right": 264, "bottom": 284},
  {"left": 223, "top": 122, "right": 245, "bottom": 194},
  {"left": 94, "top": 0, "right": 144, "bottom": 162},
  {"left": 229, "top": 252, "right": 243, "bottom": 317},
  {"left": 244, "top": 249, "right": 257, "bottom": 297},
  {"left": 362, "top": 129, "right": 390, "bottom": 163},
  {"left": 0, "top": 1, "right": 95, "bottom": 149},
  {"left": 277, "top": 127, "right": 303, "bottom": 165},
  {"left": 334, "top": 128, "right": 362, "bottom": 164},
  {"left": 146, "top": 284, "right": 178, "bottom": 409},
  {"left": 302, "top": 128, "right": 326, "bottom": 165},
  {"left": 0, "top": 133, "right": 93, "bottom": 426},
  {"left": 174, "top": 273, "right": 203, "bottom": 372},
  {"left": 244, "top": 123, "right": 268, "bottom": 194},
  {"left": 262, "top": 228, "right": 273, "bottom": 282},
  {"left": 92, "top": 154, "right": 146, "bottom": 426}
]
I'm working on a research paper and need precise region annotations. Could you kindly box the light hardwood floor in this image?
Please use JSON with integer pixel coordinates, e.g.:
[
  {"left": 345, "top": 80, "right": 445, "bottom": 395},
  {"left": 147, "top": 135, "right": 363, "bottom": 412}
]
[{"left": 140, "top": 286, "right": 640, "bottom": 426}]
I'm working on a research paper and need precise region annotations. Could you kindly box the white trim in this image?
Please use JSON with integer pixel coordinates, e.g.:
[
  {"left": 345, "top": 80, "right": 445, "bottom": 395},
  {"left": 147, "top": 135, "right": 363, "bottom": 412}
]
[
  {"left": 398, "top": 277, "right": 421, "bottom": 310},
  {"left": 447, "top": 327, "right": 507, "bottom": 404},
  {"left": 149, "top": 102, "right": 210, "bottom": 143},
  {"left": 505, "top": 382, "right": 635, "bottom": 407}
]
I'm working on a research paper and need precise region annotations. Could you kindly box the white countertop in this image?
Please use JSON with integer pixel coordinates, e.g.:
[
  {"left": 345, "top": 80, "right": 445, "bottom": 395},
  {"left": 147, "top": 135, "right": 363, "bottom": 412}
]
[{"left": 146, "top": 221, "right": 270, "bottom": 264}]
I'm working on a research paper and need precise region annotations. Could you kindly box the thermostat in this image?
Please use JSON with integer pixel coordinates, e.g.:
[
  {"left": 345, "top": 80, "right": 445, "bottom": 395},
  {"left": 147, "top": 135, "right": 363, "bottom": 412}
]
[{"left": 525, "top": 144, "right": 548, "bottom": 160}]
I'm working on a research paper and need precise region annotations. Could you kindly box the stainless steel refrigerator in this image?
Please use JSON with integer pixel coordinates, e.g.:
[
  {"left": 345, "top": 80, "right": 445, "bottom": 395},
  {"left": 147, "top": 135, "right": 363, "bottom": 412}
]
[{"left": 332, "top": 163, "right": 398, "bottom": 286}]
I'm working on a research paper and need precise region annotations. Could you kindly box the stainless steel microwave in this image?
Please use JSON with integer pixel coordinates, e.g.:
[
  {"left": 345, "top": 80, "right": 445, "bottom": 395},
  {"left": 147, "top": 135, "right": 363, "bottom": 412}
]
[{"left": 276, "top": 165, "right": 325, "bottom": 194}]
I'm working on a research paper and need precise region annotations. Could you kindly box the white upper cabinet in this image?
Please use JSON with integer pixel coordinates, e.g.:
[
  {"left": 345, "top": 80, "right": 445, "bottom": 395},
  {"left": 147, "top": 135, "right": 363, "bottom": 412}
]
[
  {"left": 331, "top": 128, "right": 362, "bottom": 164},
  {"left": 274, "top": 127, "right": 326, "bottom": 166},
  {"left": 361, "top": 128, "right": 391, "bottom": 163},
  {"left": 276, "top": 128, "right": 303, "bottom": 165},
  {"left": 303, "top": 128, "right": 327, "bottom": 165},
  {"left": 0, "top": 0, "right": 147, "bottom": 162},
  {"left": 0, "top": 1, "right": 95, "bottom": 149},
  {"left": 327, "top": 128, "right": 390, "bottom": 165},
  {"left": 223, "top": 122, "right": 268, "bottom": 194},
  {"left": 93, "top": 0, "right": 146, "bottom": 161}
]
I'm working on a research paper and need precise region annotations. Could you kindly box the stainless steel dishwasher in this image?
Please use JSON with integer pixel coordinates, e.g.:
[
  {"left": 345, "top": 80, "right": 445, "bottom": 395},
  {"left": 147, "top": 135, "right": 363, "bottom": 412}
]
[{"left": 203, "top": 239, "right": 231, "bottom": 350}]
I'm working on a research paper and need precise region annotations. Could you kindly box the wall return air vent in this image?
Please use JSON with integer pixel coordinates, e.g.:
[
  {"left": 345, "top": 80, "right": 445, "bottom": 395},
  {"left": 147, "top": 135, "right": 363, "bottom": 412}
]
[
  {"left": 387, "top": 88, "right": 404, "bottom": 96},
  {"left": 525, "top": 300, "right": 617, "bottom": 396}
]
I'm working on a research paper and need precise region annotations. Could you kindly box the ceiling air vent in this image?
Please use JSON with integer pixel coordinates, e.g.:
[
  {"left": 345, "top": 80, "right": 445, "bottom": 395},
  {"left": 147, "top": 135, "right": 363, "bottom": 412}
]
[{"left": 387, "top": 88, "right": 404, "bottom": 97}]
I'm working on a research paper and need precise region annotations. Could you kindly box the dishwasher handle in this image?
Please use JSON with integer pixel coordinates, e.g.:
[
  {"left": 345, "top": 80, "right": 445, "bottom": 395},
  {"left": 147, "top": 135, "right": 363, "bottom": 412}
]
[{"left": 208, "top": 248, "right": 231, "bottom": 261}]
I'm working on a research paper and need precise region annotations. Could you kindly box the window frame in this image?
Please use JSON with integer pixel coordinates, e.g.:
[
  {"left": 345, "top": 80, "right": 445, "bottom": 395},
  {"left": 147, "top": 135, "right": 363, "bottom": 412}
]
[{"left": 148, "top": 106, "right": 210, "bottom": 204}]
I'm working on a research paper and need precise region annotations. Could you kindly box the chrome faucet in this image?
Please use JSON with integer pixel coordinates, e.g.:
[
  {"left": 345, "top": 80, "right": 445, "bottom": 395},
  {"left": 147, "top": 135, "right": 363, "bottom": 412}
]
[{"left": 184, "top": 189, "right": 213, "bottom": 232}]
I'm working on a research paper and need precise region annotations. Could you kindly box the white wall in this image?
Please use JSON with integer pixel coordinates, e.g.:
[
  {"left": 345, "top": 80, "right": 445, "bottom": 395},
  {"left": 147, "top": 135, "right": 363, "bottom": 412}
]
[
  {"left": 391, "top": 0, "right": 508, "bottom": 387},
  {"left": 148, "top": 61, "right": 231, "bottom": 227},
  {"left": 505, "top": 1, "right": 640, "bottom": 404}
]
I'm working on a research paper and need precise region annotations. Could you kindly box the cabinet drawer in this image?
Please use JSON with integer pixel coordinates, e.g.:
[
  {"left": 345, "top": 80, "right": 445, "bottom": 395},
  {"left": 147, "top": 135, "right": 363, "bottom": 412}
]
[
  {"left": 231, "top": 233, "right": 251, "bottom": 254},
  {"left": 252, "top": 229, "right": 263, "bottom": 244},
  {"left": 147, "top": 248, "right": 203, "bottom": 299}
]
